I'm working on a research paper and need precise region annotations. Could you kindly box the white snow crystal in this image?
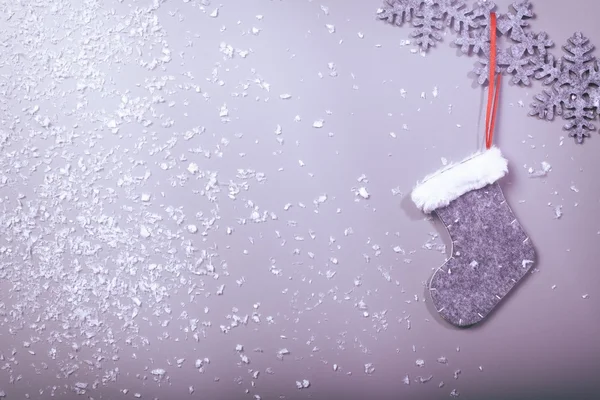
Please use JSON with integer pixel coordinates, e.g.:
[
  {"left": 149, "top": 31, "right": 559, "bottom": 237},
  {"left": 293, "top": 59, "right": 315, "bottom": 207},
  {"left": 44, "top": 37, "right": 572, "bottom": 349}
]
[
  {"left": 187, "top": 225, "right": 198, "bottom": 233},
  {"left": 40, "top": 117, "right": 51, "bottom": 128},
  {"left": 326, "top": 24, "right": 335, "bottom": 34},
  {"left": 140, "top": 225, "right": 151, "bottom": 238},
  {"left": 187, "top": 162, "right": 199, "bottom": 174},
  {"left": 529, "top": 161, "right": 552, "bottom": 178},
  {"left": 296, "top": 379, "right": 310, "bottom": 389},
  {"left": 279, "top": 94, "right": 292, "bottom": 99},
  {"left": 151, "top": 369, "right": 166, "bottom": 376},
  {"left": 278, "top": 348, "right": 290, "bottom": 356},
  {"left": 219, "top": 104, "right": 229, "bottom": 117},
  {"left": 393, "top": 246, "right": 404, "bottom": 254},
  {"left": 554, "top": 205, "right": 563, "bottom": 219},
  {"left": 219, "top": 42, "right": 234, "bottom": 58},
  {"left": 415, "top": 359, "right": 425, "bottom": 367},
  {"left": 209, "top": 8, "right": 219, "bottom": 17},
  {"left": 313, "top": 119, "right": 324, "bottom": 128},
  {"left": 141, "top": 193, "right": 151, "bottom": 202},
  {"left": 357, "top": 187, "right": 370, "bottom": 199}
]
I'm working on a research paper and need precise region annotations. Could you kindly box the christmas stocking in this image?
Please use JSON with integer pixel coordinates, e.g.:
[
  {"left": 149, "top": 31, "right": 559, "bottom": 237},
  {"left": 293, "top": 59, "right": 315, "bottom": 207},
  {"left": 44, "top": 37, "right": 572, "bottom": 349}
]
[{"left": 411, "top": 147, "right": 536, "bottom": 327}]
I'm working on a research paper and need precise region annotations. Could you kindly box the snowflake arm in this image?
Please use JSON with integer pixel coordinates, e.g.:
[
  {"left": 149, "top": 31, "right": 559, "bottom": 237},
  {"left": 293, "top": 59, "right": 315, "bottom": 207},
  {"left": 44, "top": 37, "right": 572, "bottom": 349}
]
[
  {"left": 529, "top": 87, "right": 564, "bottom": 121},
  {"left": 472, "top": 55, "right": 503, "bottom": 85},
  {"left": 411, "top": 6, "right": 445, "bottom": 50},
  {"left": 498, "top": 46, "right": 536, "bottom": 85},
  {"left": 497, "top": 0, "right": 533, "bottom": 41},
  {"left": 454, "top": 28, "right": 489, "bottom": 55},
  {"left": 441, "top": 0, "right": 479, "bottom": 33},
  {"left": 562, "top": 32, "right": 595, "bottom": 76},
  {"left": 534, "top": 54, "right": 563, "bottom": 85},
  {"left": 563, "top": 96, "right": 596, "bottom": 143},
  {"left": 377, "top": 0, "right": 425, "bottom": 25},
  {"left": 522, "top": 32, "right": 553, "bottom": 56}
]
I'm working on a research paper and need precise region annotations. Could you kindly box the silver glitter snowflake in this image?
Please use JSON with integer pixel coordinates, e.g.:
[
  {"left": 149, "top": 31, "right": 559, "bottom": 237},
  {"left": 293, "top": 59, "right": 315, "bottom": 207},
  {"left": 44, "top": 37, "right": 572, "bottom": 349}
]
[
  {"left": 377, "top": 0, "right": 492, "bottom": 51},
  {"left": 378, "top": 0, "right": 553, "bottom": 85},
  {"left": 530, "top": 32, "right": 600, "bottom": 143},
  {"left": 378, "top": 0, "right": 599, "bottom": 144}
]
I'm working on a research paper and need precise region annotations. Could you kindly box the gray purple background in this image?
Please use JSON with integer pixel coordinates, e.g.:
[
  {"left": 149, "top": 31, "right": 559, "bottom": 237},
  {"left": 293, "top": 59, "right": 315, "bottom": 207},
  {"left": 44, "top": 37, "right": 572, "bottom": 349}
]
[{"left": 0, "top": 0, "right": 599, "bottom": 399}]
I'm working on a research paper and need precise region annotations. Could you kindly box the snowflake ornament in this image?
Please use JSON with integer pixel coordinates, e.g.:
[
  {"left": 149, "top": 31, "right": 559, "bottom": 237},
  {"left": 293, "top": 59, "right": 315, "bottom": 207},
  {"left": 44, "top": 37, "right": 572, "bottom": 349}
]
[
  {"left": 377, "top": 0, "right": 492, "bottom": 51},
  {"left": 378, "top": 0, "right": 553, "bottom": 85},
  {"left": 530, "top": 32, "right": 600, "bottom": 143},
  {"left": 379, "top": 0, "right": 600, "bottom": 143}
]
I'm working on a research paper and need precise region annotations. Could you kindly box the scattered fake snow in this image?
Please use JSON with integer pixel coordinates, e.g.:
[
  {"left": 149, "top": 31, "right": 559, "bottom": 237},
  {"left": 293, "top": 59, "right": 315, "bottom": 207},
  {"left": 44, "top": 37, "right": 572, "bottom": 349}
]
[{"left": 0, "top": 1, "right": 590, "bottom": 399}]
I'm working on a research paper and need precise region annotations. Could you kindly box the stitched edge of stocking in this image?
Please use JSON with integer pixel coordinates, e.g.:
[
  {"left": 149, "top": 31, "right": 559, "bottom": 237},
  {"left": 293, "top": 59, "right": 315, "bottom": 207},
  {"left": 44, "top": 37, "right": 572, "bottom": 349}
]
[
  {"left": 410, "top": 147, "right": 508, "bottom": 214},
  {"left": 426, "top": 182, "right": 536, "bottom": 327}
]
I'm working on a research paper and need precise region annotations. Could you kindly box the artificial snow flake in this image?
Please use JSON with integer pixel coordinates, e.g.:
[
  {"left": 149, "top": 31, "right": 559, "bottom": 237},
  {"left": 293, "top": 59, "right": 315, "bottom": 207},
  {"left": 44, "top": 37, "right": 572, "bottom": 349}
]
[
  {"left": 188, "top": 162, "right": 199, "bottom": 174},
  {"left": 528, "top": 161, "right": 552, "bottom": 177},
  {"left": 140, "top": 225, "right": 151, "bottom": 238},
  {"left": 530, "top": 32, "right": 600, "bottom": 143},
  {"left": 357, "top": 187, "right": 370, "bottom": 199},
  {"left": 295, "top": 379, "right": 310, "bottom": 389}
]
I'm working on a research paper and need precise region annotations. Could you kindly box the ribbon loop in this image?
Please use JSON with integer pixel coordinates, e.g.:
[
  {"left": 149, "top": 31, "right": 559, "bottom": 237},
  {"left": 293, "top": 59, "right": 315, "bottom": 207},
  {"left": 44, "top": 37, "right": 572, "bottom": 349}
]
[{"left": 485, "top": 12, "right": 501, "bottom": 150}]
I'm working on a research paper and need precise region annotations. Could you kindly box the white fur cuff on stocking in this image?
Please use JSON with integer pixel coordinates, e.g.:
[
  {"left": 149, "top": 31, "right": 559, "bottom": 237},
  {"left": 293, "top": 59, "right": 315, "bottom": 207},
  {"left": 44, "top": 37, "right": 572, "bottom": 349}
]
[{"left": 411, "top": 147, "right": 509, "bottom": 214}]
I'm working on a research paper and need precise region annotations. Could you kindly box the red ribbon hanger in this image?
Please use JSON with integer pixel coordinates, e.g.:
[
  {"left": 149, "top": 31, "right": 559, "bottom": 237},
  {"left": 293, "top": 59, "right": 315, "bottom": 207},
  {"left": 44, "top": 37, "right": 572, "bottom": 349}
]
[{"left": 485, "top": 12, "right": 501, "bottom": 150}]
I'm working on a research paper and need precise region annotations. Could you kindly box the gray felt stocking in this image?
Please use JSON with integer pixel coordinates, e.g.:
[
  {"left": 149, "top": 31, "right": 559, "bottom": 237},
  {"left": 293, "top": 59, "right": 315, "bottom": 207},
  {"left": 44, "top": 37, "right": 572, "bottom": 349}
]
[{"left": 411, "top": 147, "right": 536, "bottom": 327}]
